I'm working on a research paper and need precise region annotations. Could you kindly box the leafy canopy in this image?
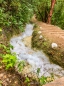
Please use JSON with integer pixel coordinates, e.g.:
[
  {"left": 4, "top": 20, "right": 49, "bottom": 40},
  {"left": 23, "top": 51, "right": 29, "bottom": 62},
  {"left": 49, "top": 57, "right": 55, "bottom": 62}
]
[{"left": 0, "top": 0, "right": 33, "bottom": 31}]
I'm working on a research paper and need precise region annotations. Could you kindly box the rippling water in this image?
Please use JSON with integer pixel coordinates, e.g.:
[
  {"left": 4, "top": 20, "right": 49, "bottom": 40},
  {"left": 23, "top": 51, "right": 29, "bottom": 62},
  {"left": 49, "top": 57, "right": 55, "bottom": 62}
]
[{"left": 10, "top": 24, "right": 64, "bottom": 78}]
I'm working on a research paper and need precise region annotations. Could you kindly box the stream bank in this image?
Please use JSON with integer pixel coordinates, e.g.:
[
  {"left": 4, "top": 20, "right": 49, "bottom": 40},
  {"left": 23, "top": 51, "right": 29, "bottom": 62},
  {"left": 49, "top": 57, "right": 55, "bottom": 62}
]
[
  {"left": 32, "top": 22, "right": 64, "bottom": 68},
  {"left": 0, "top": 23, "right": 64, "bottom": 86},
  {"left": 10, "top": 24, "right": 64, "bottom": 79}
]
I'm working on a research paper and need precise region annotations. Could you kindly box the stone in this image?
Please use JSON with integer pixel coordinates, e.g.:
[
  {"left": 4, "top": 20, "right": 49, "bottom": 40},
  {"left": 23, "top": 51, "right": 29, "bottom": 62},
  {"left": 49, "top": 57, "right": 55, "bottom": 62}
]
[
  {"left": 39, "top": 35, "right": 43, "bottom": 39},
  {"left": 51, "top": 43, "right": 58, "bottom": 48},
  {"left": 40, "top": 27, "right": 42, "bottom": 29},
  {"left": 38, "top": 31, "right": 42, "bottom": 34}
]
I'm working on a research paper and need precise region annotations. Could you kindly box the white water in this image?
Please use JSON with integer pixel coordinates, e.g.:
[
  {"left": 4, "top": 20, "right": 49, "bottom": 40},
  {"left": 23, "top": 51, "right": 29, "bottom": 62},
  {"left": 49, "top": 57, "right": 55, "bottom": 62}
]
[{"left": 10, "top": 24, "right": 64, "bottom": 78}]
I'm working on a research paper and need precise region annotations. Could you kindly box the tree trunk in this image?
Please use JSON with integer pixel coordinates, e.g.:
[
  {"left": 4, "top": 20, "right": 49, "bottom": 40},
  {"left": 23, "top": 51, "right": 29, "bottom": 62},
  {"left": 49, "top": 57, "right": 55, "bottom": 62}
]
[{"left": 47, "top": 0, "right": 56, "bottom": 24}]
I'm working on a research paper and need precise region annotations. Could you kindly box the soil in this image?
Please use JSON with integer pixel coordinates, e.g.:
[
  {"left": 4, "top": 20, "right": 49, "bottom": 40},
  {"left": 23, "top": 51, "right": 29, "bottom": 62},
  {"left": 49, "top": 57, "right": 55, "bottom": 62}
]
[
  {"left": 0, "top": 62, "right": 39, "bottom": 86},
  {"left": 0, "top": 64, "right": 22, "bottom": 86}
]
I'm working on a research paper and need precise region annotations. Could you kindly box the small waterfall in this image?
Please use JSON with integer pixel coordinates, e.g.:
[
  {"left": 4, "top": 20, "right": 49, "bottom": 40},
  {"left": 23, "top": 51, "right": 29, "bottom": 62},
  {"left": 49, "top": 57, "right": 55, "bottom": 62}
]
[{"left": 10, "top": 24, "right": 64, "bottom": 78}]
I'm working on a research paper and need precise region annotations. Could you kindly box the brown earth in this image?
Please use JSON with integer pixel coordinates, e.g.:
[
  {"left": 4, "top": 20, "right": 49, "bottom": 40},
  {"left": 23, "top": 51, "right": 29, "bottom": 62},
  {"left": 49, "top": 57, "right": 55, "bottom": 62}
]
[
  {"left": 0, "top": 59, "right": 39, "bottom": 86},
  {"left": 35, "top": 21, "right": 64, "bottom": 49},
  {"left": 0, "top": 65, "right": 22, "bottom": 86}
]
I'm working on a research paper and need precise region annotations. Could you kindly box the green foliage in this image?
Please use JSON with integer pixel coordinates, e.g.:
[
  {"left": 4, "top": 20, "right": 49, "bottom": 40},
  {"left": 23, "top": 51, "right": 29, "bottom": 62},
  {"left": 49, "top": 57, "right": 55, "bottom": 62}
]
[
  {"left": 0, "top": 0, "right": 33, "bottom": 31},
  {"left": 0, "top": 44, "right": 13, "bottom": 69},
  {"left": 32, "top": 0, "right": 64, "bottom": 29},
  {"left": 0, "top": 84, "right": 2, "bottom": 86},
  {"left": 0, "top": 80, "right": 2, "bottom": 86},
  {"left": 0, "top": 28, "right": 2, "bottom": 32},
  {"left": 43, "top": 42, "right": 48, "bottom": 47},
  {"left": 0, "top": 44, "right": 7, "bottom": 49},
  {"left": 25, "top": 77, "right": 30, "bottom": 83},
  {"left": 17, "top": 60, "right": 26, "bottom": 72},
  {"left": 0, "top": 0, "right": 64, "bottom": 31},
  {"left": 0, "top": 44, "right": 13, "bottom": 54},
  {"left": 0, "top": 44, "right": 7, "bottom": 57},
  {"left": 37, "top": 68, "right": 40, "bottom": 75},
  {"left": 25, "top": 77, "right": 30, "bottom": 86},
  {"left": 31, "top": 0, "right": 50, "bottom": 22},
  {"left": 39, "top": 75, "right": 54, "bottom": 86},
  {"left": 39, "top": 76, "right": 47, "bottom": 85},
  {"left": 51, "top": 0, "right": 64, "bottom": 29},
  {"left": 2, "top": 54, "right": 17, "bottom": 69}
]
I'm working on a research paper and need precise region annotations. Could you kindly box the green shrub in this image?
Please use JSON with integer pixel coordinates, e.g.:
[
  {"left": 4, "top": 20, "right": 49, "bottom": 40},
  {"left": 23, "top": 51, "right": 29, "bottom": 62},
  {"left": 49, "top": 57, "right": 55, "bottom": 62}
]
[
  {"left": 39, "top": 76, "right": 47, "bottom": 85},
  {"left": 31, "top": 0, "right": 64, "bottom": 29},
  {"left": 31, "top": 0, "right": 50, "bottom": 22},
  {"left": 51, "top": 0, "right": 64, "bottom": 29},
  {"left": 2, "top": 54, "right": 17, "bottom": 69},
  {"left": 0, "top": 0, "right": 33, "bottom": 31},
  {"left": 25, "top": 77, "right": 30, "bottom": 83},
  {"left": 17, "top": 60, "right": 26, "bottom": 72},
  {"left": 0, "top": 44, "right": 13, "bottom": 54}
]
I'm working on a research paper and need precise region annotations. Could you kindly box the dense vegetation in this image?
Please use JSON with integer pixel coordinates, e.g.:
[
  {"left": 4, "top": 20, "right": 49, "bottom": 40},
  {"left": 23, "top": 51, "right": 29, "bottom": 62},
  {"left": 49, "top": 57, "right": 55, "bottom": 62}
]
[
  {"left": 0, "top": 0, "right": 33, "bottom": 32},
  {"left": 0, "top": 0, "right": 64, "bottom": 86},
  {"left": 52, "top": 0, "right": 64, "bottom": 29},
  {"left": 36, "top": 0, "right": 64, "bottom": 29},
  {"left": 0, "top": 0, "right": 64, "bottom": 31}
]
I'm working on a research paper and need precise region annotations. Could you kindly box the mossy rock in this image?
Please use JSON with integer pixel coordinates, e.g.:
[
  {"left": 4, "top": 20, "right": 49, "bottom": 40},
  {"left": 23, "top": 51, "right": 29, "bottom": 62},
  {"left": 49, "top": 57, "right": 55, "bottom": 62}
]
[{"left": 32, "top": 27, "right": 64, "bottom": 68}]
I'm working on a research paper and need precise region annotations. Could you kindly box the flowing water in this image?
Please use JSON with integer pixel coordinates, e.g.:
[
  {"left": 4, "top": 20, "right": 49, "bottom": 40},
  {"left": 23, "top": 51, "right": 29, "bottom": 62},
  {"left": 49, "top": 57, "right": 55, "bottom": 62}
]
[{"left": 10, "top": 24, "right": 64, "bottom": 78}]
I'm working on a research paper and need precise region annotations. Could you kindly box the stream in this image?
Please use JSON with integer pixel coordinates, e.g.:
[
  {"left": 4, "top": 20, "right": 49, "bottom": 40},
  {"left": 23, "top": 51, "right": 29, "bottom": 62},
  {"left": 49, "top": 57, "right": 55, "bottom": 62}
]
[{"left": 10, "top": 24, "right": 64, "bottom": 78}]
